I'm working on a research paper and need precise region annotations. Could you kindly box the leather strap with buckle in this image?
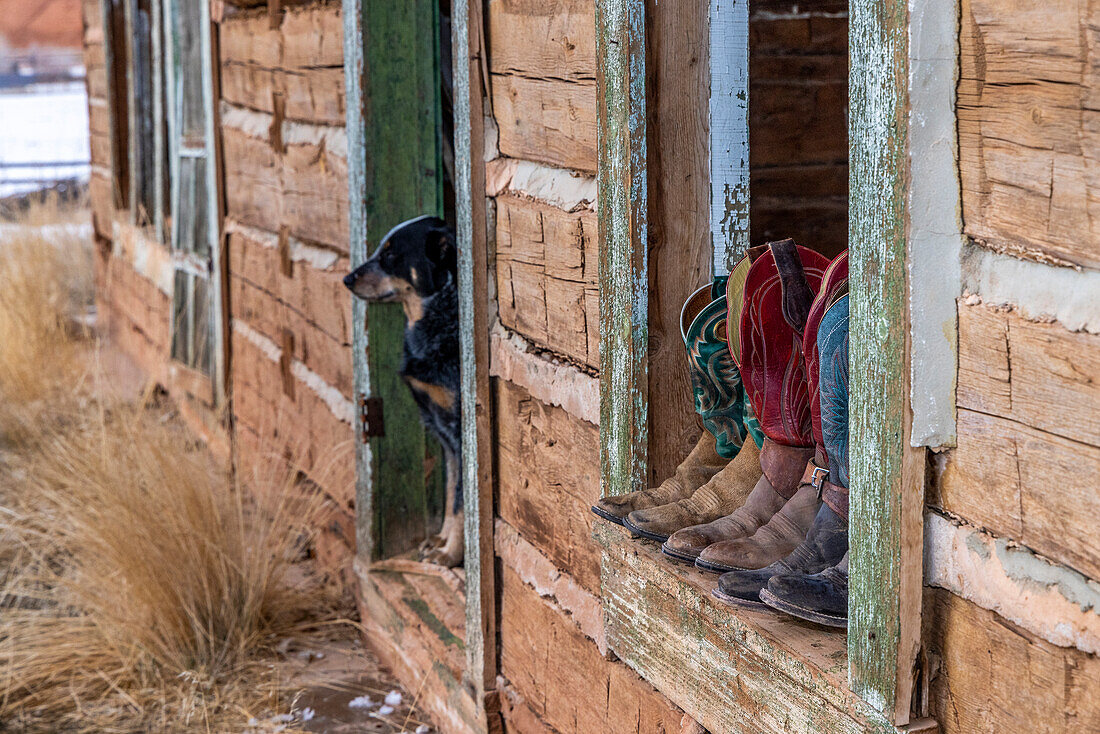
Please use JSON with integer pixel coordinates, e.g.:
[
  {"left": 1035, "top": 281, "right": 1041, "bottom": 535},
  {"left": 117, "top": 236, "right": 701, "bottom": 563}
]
[{"left": 800, "top": 459, "right": 849, "bottom": 519}]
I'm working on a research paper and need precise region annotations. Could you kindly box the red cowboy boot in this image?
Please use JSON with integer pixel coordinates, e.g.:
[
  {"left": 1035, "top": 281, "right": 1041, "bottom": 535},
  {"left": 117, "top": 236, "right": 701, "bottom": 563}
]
[{"left": 662, "top": 240, "right": 828, "bottom": 565}]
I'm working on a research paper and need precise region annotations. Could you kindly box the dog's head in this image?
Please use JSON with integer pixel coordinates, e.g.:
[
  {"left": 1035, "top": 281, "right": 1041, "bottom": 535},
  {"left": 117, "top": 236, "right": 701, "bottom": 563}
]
[{"left": 343, "top": 215, "right": 456, "bottom": 303}]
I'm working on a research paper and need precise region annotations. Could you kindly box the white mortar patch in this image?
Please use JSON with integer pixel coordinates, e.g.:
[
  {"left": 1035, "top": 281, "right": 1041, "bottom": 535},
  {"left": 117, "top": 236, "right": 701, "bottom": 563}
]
[
  {"left": 485, "top": 158, "right": 597, "bottom": 212},
  {"left": 489, "top": 323, "right": 599, "bottom": 426},
  {"left": 225, "top": 219, "right": 341, "bottom": 270},
  {"left": 232, "top": 319, "right": 355, "bottom": 424},
  {"left": 907, "top": 0, "right": 963, "bottom": 449},
  {"left": 925, "top": 511, "right": 1100, "bottom": 654},
  {"left": 962, "top": 245, "right": 1100, "bottom": 335},
  {"left": 219, "top": 102, "right": 348, "bottom": 158}
]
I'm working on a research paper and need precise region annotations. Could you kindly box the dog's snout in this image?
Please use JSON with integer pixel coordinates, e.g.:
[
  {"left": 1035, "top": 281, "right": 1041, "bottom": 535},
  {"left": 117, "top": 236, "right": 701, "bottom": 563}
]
[{"left": 343, "top": 271, "right": 357, "bottom": 290}]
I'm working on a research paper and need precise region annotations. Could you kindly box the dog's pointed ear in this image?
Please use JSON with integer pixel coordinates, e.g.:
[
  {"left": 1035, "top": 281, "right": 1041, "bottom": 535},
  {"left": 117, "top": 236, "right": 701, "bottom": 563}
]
[{"left": 426, "top": 226, "right": 457, "bottom": 276}]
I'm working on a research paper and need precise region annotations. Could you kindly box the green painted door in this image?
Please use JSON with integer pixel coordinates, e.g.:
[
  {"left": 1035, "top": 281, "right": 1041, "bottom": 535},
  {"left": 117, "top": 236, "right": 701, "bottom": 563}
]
[{"left": 349, "top": 0, "right": 445, "bottom": 560}]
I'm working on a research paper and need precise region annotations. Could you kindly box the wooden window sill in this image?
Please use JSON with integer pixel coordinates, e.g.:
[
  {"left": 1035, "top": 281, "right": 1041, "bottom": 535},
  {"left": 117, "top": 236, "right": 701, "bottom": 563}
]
[{"left": 594, "top": 523, "right": 931, "bottom": 734}]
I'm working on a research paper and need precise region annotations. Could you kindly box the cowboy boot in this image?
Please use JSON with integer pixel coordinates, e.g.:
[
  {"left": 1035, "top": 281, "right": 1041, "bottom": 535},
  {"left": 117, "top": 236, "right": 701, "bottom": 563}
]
[
  {"left": 621, "top": 259, "right": 765, "bottom": 541},
  {"left": 760, "top": 552, "right": 849, "bottom": 628},
  {"left": 694, "top": 253, "right": 850, "bottom": 573},
  {"left": 591, "top": 430, "right": 726, "bottom": 524},
  {"left": 593, "top": 277, "right": 751, "bottom": 524},
  {"left": 661, "top": 240, "right": 829, "bottom": 562},
  {"left": 759, "top": 294, "right": 850, "bottom": 626},
  {"left": 661, "top": 439, "right": 813, "bottom": 561},
  {"left": 712, "top": 499, "right": 847, "bottom": 608}
]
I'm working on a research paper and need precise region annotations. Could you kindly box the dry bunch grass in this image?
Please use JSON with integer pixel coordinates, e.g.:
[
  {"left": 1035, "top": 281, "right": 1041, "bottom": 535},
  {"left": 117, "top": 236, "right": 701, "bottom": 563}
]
[
  {"left": 0, "top": 197, "right": 352, "bottom": 732},
  {"left": 0, "top": 191, "right": 94, "bottom": 444},
  {"left": 1, "top": 403, "right": 340, "bottom": 732}
]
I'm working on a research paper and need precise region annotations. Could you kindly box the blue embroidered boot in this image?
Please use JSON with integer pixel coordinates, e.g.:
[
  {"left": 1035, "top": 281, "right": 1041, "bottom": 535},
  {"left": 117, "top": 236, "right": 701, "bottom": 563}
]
[{"left": 759, "top": 294, "right": 850, "bottom": 627}]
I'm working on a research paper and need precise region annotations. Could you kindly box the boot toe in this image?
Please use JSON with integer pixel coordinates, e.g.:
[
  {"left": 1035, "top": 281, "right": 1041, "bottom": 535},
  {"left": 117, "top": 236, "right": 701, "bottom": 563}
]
[
  {"left": 592, "top": 495, "right": 638, "bottom": 522},
  {"left": 662, "top": 523, "right": 728, "bottom": 560},
  {"left": 624, "top": 504, "right": 695, "bottom": 540},
  {"left": 696, "top": 537, "right": 784, "bottom": 573},
  {"left": 713, "top": 568, "right": 773, "bottom": 606},
  {"left": 761, "top": 574, "right": 847, "bottom": 623}
]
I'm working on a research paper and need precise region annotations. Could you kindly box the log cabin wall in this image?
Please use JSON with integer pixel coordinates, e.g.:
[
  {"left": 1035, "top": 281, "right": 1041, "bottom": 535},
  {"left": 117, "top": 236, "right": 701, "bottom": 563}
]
[
  {"left": 486, "top": 0, "right": 849, "bottom": 730},
  {"left": 922, "top": 0, "right": 1100, "bottom": 729},
  {"left": 82, "top": 0, "right": 355, "bottom": 572},
  {"left": 217, "top": 2, "right": 357, "bottom": 575}
]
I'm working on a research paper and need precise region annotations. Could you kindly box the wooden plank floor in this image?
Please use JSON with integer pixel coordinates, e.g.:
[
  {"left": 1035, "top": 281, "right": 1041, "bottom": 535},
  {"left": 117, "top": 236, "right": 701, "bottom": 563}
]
[
  {"left": 596, "top": 523, "right": 928, "bottom": 734},
  {"left": 354, "top": 556, "right": 480, "bottom": 734}
]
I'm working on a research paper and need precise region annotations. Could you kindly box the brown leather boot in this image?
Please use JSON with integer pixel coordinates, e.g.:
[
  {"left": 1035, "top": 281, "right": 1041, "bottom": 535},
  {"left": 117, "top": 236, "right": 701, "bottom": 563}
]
[
  {"left": 661, "top": 440, "right": 813, "bottom": 562},
  {"left": 693, "top": 454, "right": 825, "bottom": 572},
  {"left": 622, "top": 437, "right": 761, "bottom": 541},
  {"left": 591, "top": 430, "right": 727, "bottom": 524}
]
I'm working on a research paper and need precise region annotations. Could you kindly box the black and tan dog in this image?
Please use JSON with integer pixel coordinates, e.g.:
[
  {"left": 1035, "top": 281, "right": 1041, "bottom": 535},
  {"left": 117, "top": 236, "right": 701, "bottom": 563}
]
[{"left": 343, "top": 216, "right": 463, "bottom": 567}]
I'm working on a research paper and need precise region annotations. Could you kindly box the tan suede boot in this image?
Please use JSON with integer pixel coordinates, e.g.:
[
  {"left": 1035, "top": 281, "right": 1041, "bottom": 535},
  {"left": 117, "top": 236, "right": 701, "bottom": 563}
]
[
  {"left": 660, "top": 440, "right": 814, "bottom": 562},
  {"left": 622, "top": 437, "right": 761, "bottom": 541},
  {"left": 591, "top": 431, "right": 727, "bottom": 524}
]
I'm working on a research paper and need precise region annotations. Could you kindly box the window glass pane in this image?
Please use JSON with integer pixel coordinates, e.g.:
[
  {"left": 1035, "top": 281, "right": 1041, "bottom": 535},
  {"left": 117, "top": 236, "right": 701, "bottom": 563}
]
[
  {"left": 173, "top": 155, "right": 208, "bottom": 256},
  {"left": 173, "top": 0, "right": 206, "bottom": 143}
]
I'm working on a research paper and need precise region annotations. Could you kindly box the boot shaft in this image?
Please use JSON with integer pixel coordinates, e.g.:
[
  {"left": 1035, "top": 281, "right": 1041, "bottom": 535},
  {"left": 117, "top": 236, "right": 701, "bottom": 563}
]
[
  {"left": 681, "top": 277, "right": 764, "bottom": 459},
  {"left": 733, "top": 240, "right": 830, "bottom": 447},
  {"left": 817, "top": 294, "right": 850, "bottom": 493}
]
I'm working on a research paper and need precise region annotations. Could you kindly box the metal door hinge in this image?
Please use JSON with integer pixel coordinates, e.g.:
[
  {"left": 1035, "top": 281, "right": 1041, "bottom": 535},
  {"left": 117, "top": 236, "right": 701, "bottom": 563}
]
[{"left": 359, "top": 396, "right": 384, "bottom": 441}]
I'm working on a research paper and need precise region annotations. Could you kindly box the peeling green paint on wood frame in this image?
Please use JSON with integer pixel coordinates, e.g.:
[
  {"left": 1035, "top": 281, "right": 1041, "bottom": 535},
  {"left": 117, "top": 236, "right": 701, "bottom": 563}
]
[
  {"left": 453, "top": 0, "right": 498, "bottom": 720},
  {"left": 596, "top": 0, "right": 648, "bottom": 498},
  {"left": 849, "top": 0, "right": 924, "bottom": 723}
]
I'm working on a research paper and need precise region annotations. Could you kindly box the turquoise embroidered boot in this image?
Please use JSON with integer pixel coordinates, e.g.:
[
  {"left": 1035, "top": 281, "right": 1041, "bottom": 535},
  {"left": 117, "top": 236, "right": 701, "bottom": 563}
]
[{"left": 623, "top": 259, "right": 766, "bottom": 543}]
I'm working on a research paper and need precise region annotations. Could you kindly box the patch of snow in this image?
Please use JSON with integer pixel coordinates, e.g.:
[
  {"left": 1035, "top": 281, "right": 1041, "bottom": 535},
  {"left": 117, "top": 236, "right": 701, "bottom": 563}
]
[
  {"left": 384, "top": 690, "right": 403, "bottom": 707},
  {"left": 378, "top": 705, "right": 395, "bottom": 715},
  {"left": 348, "top": 695, "right": 374, "bottom": 709},
  {"left": 301, "top": 707, "right": 315, "bottom": 722}
]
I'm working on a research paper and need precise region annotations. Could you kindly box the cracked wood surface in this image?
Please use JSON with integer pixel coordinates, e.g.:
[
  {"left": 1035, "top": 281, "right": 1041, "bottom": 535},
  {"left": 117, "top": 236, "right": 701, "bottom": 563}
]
[
  {"left": 355, "top": 559, "right": 481, "bottom": 734},
  {"left": 495, "top": 378, "right": 602, "bottom": 595},
  {"left": 935, "top": 300, "right": 1100, "bottom": 581},
  {"left": 487, "top": 0, "right": 597, "bottom": 172},
  {"left": 923, "top": 588, "right": 1100, "bottom": 734},
  {"left": 499, "top": 560, "right": 684, "bottom": 734},
  {"left": 495, "top": 194, "right": 600, "bottom": 368},
  {"left": 958, "top": 0, "right": 1100, "bottom": 270},
  {"left": 596, "top": 524, "right": 902, "bottom": 734}
]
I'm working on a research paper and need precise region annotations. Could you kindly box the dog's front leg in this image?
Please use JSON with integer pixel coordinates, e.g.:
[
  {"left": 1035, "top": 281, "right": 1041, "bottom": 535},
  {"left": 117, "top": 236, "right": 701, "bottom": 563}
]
[
  {"left": 421, "top": 509, "right": 464, "bottom": 567},
  {"left": 420, "top": 447, "right": 463, "bottom": 567}
]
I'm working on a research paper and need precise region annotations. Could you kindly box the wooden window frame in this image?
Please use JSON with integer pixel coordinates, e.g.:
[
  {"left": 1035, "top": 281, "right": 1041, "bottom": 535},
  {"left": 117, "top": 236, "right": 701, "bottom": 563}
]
[
  {"left": 163, "top": 0, "right": 225, "bottom": 402},
  {"left": 101, "top": 0, "right": 131, "bottom": 211},
  {"left": 593, "top": 0, "right": 935, "bottom": 731},
  {"left": 103, "top": 0, "right": 171, "bottom": 234}
]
